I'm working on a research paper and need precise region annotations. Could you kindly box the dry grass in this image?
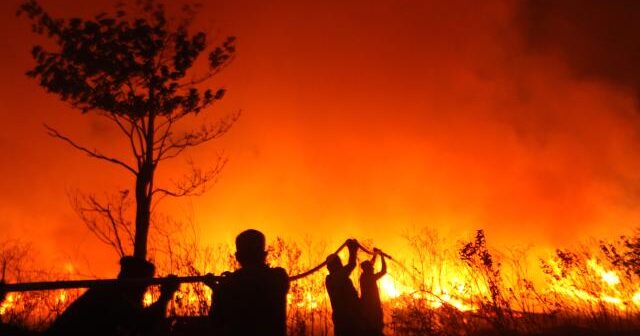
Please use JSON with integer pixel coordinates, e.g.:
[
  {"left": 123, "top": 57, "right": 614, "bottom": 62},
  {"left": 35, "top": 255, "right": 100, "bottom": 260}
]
[{"left": 3, "top": 229, "right": 640, "bottom": 335}]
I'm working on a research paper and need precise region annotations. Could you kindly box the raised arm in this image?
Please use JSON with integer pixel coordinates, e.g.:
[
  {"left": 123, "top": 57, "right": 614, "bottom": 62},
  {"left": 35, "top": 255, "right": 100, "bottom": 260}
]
[
  {"left": 344, "top": 239, "right": 359, "bottom": 274},
  {"left": 374, "top": 250, "right": 387, "bottom": 280}
]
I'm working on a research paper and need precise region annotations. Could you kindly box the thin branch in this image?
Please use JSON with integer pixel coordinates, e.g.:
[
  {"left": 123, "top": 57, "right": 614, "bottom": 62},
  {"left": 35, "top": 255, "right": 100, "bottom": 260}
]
[
  {"left": 102, "top": 113, "right": 143, "bottom": 165},
  {"left": 155, "top": 111, "right": 239, "bottom": 163},
  {"left": 44, "top": 124, "right": 137, "bottom": 175},
  {"left": 116, "top": 195, "right": 135, "bottom": 246},
  {"left": 153, "top": 107, "right": 192, "bottom": 140},
  {"left": 71, "top": 190, "right": 135, "bottom": 258},
  {"left": 153, "top": 116, "right": 175, "bottom": 155},
  {"left": 88, "top": 195, "right": 126, "bottom": 257},
  {"left": 132, "top": 118, "right": 146, "bottom": 165},
  {"left": 176, "top": 54, "right": 235, "bottom": 89},
  {"left": 152, "top": 156, "right": 226, "bottom": 207}
]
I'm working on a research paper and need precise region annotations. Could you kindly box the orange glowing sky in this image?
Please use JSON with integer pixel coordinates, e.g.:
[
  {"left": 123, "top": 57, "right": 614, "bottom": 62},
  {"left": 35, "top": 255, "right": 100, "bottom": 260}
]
[{"left": 1, "top": 0, "right": 640, "bottom": 276}]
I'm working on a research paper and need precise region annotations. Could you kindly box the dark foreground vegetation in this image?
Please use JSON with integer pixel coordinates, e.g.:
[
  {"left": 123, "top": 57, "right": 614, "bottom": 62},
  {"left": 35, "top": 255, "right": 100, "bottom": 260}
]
[{"left": 2, "top": 229, "right": 640, "bottom": 335}]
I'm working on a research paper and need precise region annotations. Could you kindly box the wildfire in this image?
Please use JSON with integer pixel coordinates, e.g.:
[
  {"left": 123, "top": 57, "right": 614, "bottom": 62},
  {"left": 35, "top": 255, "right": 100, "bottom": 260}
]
[
  {"left": 4, "top": 239, "right": 640, "bottom": 326},
  {"left": 380, "top": 275, "right": 401, "bottom": 299},
  {"left": 587, "top": 258, "right": 620, "bottom": 287},
  {"left": 143, "top": 291, "right": 153, "bottom": 307},
  {"left": 378, "top": 270, "right": 477, "bottom": 312},
  {"left": 633, "top": 291, "right": 640, "bottom": 306},
  {"left": 0, "top": 293, "right": 17, "bottom": 315},
  {"left": 291, "top": 292, "right": 321, "bottom": 310},
  {"left": 544, "top": 257, "right": 640, "bottom": 311},
  {"left": 57, "top": 291, "right": 67, "bottom": 304},
  {"left": 431, "top": 290, "right": 476, "bottom": 312}
]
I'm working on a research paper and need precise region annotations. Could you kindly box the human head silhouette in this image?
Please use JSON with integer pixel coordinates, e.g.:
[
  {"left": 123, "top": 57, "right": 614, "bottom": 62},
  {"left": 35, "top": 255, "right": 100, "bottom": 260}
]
[
  {"left": 360, "top": 260, "right": 373, "bottom": 275},
  {"left": 117, "top": 256, "right": 155, "bottom": 301},
  {"left": 118, "top": 256, "right": 155, "bottom": 279},
  {"left": 235, "top": 229, "right": 267, "bottom": 267},
  {"left": 326, "top": 254, "right": 342, "bottom": 274}
]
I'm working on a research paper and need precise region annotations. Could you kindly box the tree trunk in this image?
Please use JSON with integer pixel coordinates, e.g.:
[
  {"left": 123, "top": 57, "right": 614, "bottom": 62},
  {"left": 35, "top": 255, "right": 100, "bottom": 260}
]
[
  {"left": 133, "top": 166, "right": 151, "bottom": 259},
  {"left": 133, "top": 113, "right": 156, "bottom": 259}
]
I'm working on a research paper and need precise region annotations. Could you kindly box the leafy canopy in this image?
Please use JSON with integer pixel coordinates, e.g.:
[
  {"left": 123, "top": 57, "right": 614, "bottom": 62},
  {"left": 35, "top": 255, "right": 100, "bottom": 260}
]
[{"left": 18, "top": 0, "right": 235, "bottom": 117}]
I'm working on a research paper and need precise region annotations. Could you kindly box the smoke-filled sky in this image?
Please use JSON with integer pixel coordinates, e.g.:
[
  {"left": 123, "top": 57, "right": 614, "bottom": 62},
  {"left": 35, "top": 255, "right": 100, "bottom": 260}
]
[{"left": 1, "top": 0, "right": 640, "bottom": 275}]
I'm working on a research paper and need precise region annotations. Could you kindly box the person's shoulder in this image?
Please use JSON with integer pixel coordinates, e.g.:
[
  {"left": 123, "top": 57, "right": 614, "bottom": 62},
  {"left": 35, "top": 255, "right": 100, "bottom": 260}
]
[
  {"left": 268, "top": 266, "right": 290, "bottom": 293},
  {"left": 269, "top": 266, "right": 288, "bottom": 275},
  {"left": 269, "top": 266, "right": 289, "bottom": 281},
  {"left": 325, "top": 273, "right": 335, "bottom": 285}
]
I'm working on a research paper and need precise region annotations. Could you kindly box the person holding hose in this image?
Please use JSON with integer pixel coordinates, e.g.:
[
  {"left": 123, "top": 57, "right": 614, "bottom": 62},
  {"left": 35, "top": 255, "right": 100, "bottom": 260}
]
[
  {"left": 359, "top": 248, "right": 387, "bottom": 336},
  {"left": 325, "top": 238, "right": 362, "bottom": 336}
]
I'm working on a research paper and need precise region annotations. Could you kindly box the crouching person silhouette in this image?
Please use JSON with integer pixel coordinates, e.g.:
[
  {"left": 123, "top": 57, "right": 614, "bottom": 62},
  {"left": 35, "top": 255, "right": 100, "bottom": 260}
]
[
  {"left": 206, "top": 229, "right": 290, "bottom": 336},
  {"left": 46, "top": 257, "right": 179, "bottom": 336},
  {"left": 359, "top": 248, "right": 387, "bottom": 336},
  {"left": 326, "top": 238, "right": 362, "bottom": 336}
]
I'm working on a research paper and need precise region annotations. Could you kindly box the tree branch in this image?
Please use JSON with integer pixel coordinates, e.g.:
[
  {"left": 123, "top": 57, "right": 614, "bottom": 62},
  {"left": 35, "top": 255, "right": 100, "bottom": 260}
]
[
  {"left": 71, "top": 190, "right": 135, "bottom": 257},
  {"left": 44, "top": 124, "right": 137, "bottom": 175},
  {"left": 152, "top": 156, "right": 226, "bottom": 206},
  {"left": 102, "top": 113, "right": 143, "bottom": 166},
  {"left": 176, "top": 53, "right": 236, "bottom": 89},
  {"left": 155, "top": 111, "right": 239, "bottom": 163}
]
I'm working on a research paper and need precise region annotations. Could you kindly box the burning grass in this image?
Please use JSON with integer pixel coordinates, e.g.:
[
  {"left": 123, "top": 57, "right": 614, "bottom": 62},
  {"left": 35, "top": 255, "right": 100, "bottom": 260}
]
[{"left": 3, "top": 229, "right": 640, "bottom": 335}]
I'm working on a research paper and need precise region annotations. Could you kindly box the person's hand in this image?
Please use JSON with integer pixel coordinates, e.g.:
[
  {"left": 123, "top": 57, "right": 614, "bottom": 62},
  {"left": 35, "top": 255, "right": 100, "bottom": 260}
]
[
  {"left": 203, "top": 273, "right": 216, "bottom": 289},
  {"left": 204, "top": 272, "right": 227, "bottom": 290},
  {"left": 160, "top": 274, "right": 179, "bottom": 299},
  {"left": 346, "top": 239, "right": 359, "bottom": 252},
  {"left": 373, "top": 247, "right": 382, "bottom": 255}
]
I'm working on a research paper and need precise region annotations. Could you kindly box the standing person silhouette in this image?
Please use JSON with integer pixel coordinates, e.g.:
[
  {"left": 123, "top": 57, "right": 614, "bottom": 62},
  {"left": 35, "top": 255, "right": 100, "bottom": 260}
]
[
  {"left": 325, "top": 238, "right": 362, "bottom": 336},
  {"left": 359, "top": 248, "right": 387, "bottom": 336},
  {"left": 46, "top": 257, "right": 179, "bottom": 336},
  {"left": 206, "top": 229, "right": 290, "bottom": 336}
]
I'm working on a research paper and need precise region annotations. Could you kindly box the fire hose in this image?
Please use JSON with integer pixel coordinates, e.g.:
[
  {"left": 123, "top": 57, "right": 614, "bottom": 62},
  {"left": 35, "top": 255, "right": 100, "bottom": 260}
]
[{"left": 2, "top": 239, "right": 397, "bottom": 292}]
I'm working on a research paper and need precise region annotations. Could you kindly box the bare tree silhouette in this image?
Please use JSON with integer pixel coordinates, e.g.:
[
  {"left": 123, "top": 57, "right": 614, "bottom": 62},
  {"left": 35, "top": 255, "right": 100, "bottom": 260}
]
[{"left": 18, "top": 0, "right": 237, "bottom": 259}]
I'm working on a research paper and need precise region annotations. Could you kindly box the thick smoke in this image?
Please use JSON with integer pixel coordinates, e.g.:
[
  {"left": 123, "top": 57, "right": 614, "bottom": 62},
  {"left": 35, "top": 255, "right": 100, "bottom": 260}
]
[
  {"left": 519, "top": 0, "right": 640, "bottom": 100},
  {"left": 3, "top": 0, "right": 640, "bottom": 276}
]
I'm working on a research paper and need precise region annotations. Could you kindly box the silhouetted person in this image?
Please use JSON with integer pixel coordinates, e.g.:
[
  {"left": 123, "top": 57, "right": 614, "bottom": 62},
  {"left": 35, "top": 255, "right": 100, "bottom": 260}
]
[
  {"left": 206, "top": 229, "right": 290, "bottom": 336},
  {"left": 46, "top": 257, "right": 178, "bottom": 336},
  {"left": 326, "top": 239, "right": 362, "bottom": 336},
  {"left": 359, "top": 249, "right": 387, "bottom": 336}
]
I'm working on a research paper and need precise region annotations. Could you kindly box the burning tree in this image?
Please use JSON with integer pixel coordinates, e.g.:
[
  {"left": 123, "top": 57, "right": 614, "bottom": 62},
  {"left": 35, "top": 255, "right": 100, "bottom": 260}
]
[{"left": 18, "top": 0, "right": 237, "bottom": 259}]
